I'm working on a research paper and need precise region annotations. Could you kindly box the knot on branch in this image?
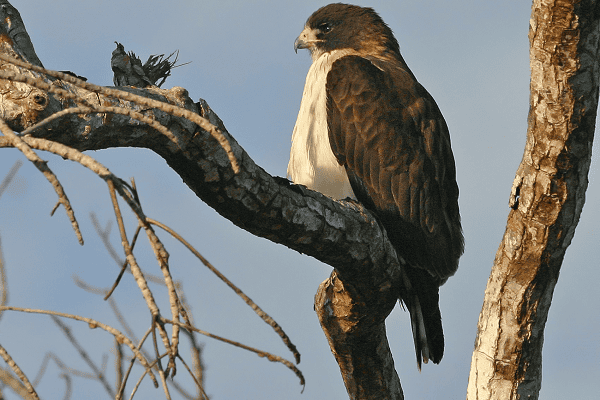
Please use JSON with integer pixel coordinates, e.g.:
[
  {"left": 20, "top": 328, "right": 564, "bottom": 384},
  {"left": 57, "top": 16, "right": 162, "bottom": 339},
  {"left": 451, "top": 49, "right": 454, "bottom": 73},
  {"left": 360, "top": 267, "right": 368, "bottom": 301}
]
[{"left": 0, "top": 73, "right": 50, "bottom": 130}]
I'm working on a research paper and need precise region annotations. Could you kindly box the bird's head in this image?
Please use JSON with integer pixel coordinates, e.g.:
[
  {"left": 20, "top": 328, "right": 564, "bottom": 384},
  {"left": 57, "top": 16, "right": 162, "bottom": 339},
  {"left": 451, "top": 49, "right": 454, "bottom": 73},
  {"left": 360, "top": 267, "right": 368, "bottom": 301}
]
[{"left": 294, "top": 3, "right": 401, "bottom": 61}]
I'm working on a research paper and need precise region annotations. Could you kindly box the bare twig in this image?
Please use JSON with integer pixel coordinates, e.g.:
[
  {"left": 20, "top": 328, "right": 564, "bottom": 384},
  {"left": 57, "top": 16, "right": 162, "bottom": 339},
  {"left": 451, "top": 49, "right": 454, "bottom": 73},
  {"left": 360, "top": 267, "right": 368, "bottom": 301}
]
[
  {"left": 73, "top": 277, "right": 144, "bottom": 352},
  {"left": 51, "top": 316, "right": 116, "bottom": 398},
  {"left": 130, "top": 183, "right": 180, "bottom": 376},
  {"left": 0, "top": 306, "right": 158, "bottom": 387},
  {"left": 75, "top": 273, "right": 205, "bottom": 399},
  {"left": 0, "top": 120, "right": 83, "bottom": 244},
  {"left": 0, "top": 21, "right": 305, "bottom": 398},
  {"left": 0, "top": 160, "right": 16, "bottom": 323},
  {"left": 0, "top": 136, "right": 111, "bottom": 178},
  {"left": 32, "top": 353, "right": 50, "bottom": 387},
  {"left": 20, "top": 105, "right": 180, "bottom": 146},
  {"left": 181, "top": 328, "right": 206, "bottom": 399},
  {"left": 116, "top": 325, "right": 155, "bottom": 400},
  {"left": 149, "top": 217, "right": 301, "bottom": 364},
  {"left": 129, "top": 351, "right": 171, "bottom": 400},
  {"left": 103, "top": 224, "right": 142, "bottom": 301},
  {"left": 106, "top": 179, "right": 173, "bottom": 370},
  {"left": 0, "top": 132, "right": 178, "bottom": 382},
  {"left": 0, "top": 235, "right": 7, "bottom": 324},
  {"left": 0, "top": 366, "right": 34, "bottom": 400},
  {"left": 94, "top": 178, "right": 181, "bottom": 376},
  {"left": 175, "top": 353, "right": 209, "bottom": 400},
  {"left": 33, "top": 352, "right": 96, "bottom": 397},
  {"left": 90, "top": 213, "right": 170, "bottom": 293},
  {"left": 0, "top": 159, "right": 22, "bottom": 200},
  {"left": 162, "top": 317, "right": 305, "bottom": 389},
  {"left": 0, "top": 343, "right": 40, "bottom": 400},
  {"left": 59, "top": 371, "right": 72, "bottom": 400},
  {"left": 115, "top": 339, "right": 124, "bottom": 396},
  {"left": 89, "top": 214, "right": 122, "bottom": 264}
]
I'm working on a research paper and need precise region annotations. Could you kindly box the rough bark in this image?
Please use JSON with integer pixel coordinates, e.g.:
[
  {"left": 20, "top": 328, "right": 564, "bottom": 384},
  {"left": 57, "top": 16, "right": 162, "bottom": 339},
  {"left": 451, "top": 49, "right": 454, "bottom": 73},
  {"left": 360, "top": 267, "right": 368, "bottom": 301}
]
[
  {"left": 467, "top": 1, "right": 600, "bottom": 399},
  {"left": 315, "top": 272, "right": 403, "bottom": 400},
  {"left": 0, "top": 1, "right": 405, "bottom": 398}
]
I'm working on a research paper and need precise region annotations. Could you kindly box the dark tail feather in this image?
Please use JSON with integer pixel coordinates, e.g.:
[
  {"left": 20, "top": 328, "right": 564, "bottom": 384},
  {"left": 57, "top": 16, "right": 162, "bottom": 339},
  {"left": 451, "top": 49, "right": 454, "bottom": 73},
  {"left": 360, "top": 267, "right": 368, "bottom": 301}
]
[{"left": 405, "top": 271, "right": 444, "bottom": 370}]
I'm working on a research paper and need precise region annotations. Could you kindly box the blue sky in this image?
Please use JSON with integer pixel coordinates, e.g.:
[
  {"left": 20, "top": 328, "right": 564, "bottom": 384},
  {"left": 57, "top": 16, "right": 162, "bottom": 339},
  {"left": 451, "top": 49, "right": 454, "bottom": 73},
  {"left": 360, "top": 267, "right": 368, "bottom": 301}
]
[{"left": 1, "top": 1, "right": 599, "bottom": 399}]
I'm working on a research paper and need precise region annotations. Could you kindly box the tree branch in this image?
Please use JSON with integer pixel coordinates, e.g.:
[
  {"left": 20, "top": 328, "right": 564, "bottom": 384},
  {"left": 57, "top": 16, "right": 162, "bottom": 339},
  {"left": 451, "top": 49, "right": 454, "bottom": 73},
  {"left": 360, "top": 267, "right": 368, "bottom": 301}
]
[
  {"left": 0, "top": 2, "right": 408, "bottom": 398},
  {"left": 467, "top": 1, "right": 600, "bottom": 399},
  {"left": 315, "top": 272, "right": 402, "bottom": 400}
]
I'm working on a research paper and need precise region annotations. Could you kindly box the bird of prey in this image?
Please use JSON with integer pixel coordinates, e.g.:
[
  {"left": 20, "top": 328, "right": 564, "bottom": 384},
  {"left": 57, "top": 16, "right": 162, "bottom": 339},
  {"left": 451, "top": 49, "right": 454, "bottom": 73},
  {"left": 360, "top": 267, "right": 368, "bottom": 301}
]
[{"left": 288, "top": 3, "right": 464, "bottom": 369}]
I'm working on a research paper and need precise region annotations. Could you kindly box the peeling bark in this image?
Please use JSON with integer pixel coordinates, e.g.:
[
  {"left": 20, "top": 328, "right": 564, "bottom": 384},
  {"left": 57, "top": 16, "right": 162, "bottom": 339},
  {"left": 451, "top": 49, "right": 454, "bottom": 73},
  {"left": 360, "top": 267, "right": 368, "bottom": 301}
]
[{"left": 467, "top": 1, "right": 600, "bottom": 399}]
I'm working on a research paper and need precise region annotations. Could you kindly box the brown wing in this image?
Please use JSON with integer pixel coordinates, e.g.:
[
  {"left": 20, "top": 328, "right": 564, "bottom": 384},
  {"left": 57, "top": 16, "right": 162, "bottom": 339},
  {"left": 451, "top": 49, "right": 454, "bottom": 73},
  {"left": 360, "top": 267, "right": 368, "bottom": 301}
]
[
  {"left": 326, "top": 55, "right": 462, "bottom": 282},
  {"left": 326, "top": 55, "right": 463, "bottom": 367}
]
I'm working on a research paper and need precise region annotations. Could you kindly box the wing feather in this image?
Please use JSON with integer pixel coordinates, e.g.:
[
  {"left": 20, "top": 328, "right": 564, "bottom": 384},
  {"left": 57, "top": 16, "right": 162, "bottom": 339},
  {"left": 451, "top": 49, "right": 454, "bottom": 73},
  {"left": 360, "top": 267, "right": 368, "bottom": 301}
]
[
  {"left": 326, "top": 55, "right": 462, "bottom": 281},
  {"left": 326, "top": 55, "right": 463, "bottom": 367}
]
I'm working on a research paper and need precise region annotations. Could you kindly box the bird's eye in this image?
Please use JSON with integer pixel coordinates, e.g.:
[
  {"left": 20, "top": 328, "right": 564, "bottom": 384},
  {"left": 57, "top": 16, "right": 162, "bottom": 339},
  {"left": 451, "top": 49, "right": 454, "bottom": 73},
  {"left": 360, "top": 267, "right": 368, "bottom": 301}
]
[{"left": 318, "top": 23, "right": 331, "bottom": 33}]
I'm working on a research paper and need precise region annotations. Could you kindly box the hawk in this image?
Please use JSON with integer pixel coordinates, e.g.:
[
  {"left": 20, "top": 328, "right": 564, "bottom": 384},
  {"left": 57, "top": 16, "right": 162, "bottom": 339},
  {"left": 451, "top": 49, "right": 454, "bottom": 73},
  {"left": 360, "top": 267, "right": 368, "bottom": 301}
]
[{"left": 287, "top": 3, "right": 464, "bottom": 369}]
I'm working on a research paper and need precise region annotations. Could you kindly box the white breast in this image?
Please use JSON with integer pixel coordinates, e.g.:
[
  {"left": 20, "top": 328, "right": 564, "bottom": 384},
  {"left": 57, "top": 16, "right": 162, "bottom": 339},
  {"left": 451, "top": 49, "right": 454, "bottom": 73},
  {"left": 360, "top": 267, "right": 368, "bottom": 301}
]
[{"left": 287, "top": 51, "right": 356, "bottom": 201}]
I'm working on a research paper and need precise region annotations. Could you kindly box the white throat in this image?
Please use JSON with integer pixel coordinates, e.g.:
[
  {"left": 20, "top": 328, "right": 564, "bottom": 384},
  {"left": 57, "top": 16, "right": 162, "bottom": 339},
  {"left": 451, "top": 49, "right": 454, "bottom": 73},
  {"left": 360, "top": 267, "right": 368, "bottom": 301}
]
[{"left": 287, "top": 50, "right": 356, "bottom": 201}]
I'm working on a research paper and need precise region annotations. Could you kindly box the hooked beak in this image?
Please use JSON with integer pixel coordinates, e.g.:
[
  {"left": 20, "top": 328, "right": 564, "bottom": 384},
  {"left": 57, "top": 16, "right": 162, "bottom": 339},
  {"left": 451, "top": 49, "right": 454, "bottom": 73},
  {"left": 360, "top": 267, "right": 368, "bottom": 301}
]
[
  {"left": 294, "top": 26, "right": 317, "bottom": 54},
  {"left": 294, "top": 36, "right": 307, "bottom": 53}
]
